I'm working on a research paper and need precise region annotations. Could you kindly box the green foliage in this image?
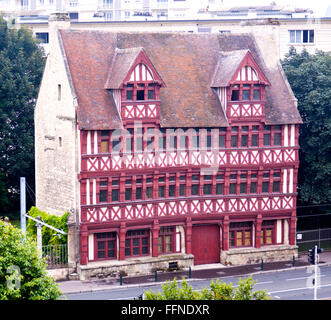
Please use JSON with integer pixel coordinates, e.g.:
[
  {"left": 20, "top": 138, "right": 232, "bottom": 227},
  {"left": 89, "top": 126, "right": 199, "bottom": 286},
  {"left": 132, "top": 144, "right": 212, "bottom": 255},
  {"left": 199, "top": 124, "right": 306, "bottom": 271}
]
[
  {"left": 144, "top": 276, "right": 270, "bottom": 300},
  {"left": 0, "top": 16, "right": 45, "bottom": 215},
  {"left": 281, "top": 48, "right": 331, "bottom": 205},
  {"left": 26, "top": 207, "right": 68, "bottom": 246},
  {"left": 0, "top": 219, "right": 62, "bottom": 300}
]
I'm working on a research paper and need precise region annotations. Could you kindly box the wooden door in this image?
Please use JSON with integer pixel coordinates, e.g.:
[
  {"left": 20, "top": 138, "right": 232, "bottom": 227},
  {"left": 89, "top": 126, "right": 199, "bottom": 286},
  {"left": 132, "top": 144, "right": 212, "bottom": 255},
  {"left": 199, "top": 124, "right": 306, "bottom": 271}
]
[{"left": 192, "top": 225, "right": 220, "bottom": 265}]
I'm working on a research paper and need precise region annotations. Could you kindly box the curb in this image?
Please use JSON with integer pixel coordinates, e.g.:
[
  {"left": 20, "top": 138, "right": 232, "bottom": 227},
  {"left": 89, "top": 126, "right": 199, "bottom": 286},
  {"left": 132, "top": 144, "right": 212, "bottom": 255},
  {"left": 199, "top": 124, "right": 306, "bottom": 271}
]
[{"left": 60, "top": 262, "right": 331, "bottom": 295}]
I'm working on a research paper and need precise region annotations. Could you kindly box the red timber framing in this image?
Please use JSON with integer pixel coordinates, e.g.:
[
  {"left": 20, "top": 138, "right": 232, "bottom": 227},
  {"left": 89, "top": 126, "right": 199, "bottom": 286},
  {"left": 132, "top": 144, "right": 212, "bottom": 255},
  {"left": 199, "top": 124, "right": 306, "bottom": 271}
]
[{"left": 78, "top": 50, "right": 299, "bottom": 266}]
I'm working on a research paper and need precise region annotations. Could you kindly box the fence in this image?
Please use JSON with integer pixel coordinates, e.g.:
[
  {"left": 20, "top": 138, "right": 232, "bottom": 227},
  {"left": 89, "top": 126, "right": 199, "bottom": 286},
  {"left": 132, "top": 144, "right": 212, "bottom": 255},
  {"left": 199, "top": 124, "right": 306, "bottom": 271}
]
[
  {"left": 296, "top": 228, "right": 331, "bottom": 252},
  {"left": 42, "top": 244, "right": 68, "bottom": 269}
]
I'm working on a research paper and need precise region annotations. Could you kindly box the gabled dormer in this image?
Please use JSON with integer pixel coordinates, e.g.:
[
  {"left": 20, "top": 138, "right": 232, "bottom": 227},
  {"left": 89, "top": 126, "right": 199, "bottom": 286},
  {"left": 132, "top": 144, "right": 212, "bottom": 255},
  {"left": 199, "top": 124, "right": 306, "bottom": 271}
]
[
  {"left": 211, "top": 49, "right": 270, "bottom": 120},
  {"left": 105, "top": 47, "right": 165, "bottom": 121}
]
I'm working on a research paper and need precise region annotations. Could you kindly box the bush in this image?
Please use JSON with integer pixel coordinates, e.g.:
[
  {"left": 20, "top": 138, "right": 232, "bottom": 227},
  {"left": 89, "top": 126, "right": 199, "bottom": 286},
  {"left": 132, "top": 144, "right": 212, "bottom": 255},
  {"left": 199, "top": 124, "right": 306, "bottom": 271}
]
[
  {"left": 144, "top": 276, "right": 270, "bottom": 300},
  {"left": 26, "top": 207, "right": 68, "bottom": 246},
  {"left": 0, "top": 219, "right": 62, "bottom": 300}
]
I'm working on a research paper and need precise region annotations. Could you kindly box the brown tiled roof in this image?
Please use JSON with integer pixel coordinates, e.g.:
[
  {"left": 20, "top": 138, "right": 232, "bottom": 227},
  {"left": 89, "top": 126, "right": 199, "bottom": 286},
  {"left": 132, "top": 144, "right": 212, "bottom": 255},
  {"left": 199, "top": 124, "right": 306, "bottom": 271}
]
[
  {"left": 211, "top": 49, "right": 248, "bottom": 87},
  {"left": 59, "top": 30, "right": 302, "bottom": 130},
  {"left": 104, "top": 47, "right": 142, "bottom": 89}
]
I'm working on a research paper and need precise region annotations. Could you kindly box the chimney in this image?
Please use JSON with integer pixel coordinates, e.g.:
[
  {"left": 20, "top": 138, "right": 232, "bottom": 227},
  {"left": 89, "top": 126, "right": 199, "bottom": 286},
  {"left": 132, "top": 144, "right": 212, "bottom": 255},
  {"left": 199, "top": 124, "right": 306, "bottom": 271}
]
[{"left": 48, "top": 12, "right": 70, "bottom": 55}]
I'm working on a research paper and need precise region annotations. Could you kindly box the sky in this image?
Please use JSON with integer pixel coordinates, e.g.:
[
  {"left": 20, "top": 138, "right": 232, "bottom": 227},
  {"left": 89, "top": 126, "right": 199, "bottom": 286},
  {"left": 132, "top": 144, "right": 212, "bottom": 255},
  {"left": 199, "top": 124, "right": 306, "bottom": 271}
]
[{"left": 220, "top": 0, "right": 331, "bottom": 17}]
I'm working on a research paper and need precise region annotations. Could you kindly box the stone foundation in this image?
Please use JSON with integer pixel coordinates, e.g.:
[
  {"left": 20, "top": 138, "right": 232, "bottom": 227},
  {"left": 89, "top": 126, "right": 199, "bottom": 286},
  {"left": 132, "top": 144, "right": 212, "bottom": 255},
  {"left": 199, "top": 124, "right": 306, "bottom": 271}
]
[
  {"left": 77, "top": 253, "right": 194, "bottom": 280},
  {"left": 221, "top": 245, "right": 298, "bottom": 266}
]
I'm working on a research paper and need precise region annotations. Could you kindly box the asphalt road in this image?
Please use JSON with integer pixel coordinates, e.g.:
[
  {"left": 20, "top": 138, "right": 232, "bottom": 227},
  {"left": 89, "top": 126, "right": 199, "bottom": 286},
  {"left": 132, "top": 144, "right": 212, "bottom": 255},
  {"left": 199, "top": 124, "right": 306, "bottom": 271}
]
[{"left": 65, "top": 264, "right": 331, "bottom": 300}]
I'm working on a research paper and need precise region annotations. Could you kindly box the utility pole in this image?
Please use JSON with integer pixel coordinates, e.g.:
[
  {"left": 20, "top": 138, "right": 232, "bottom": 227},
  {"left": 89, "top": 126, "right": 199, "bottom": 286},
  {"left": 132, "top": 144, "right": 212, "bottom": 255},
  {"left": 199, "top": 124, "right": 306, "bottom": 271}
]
[
  {"left": 314, "top": 244, "right": 318, "bottom": 300},
  {"left": 36, "top": 216, "right": 43, "bottom": 259},
  {"left": 20, "top": 177, "right": 26, "bottom": 237}
]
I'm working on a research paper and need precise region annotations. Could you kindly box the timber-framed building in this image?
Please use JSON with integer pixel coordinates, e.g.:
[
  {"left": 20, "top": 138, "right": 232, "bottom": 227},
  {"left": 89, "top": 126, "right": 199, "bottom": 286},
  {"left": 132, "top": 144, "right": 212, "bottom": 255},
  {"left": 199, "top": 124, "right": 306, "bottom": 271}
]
[{"left": 35, "top": 14, "right": 302, "bottom": 279}]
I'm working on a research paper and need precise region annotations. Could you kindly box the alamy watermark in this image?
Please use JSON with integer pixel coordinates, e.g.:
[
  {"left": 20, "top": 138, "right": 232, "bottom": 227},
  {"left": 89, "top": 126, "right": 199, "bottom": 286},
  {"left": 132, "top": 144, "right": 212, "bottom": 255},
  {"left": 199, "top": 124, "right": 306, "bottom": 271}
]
[{"left": 6, "top": 265, "right": 21, "bottom": 290}]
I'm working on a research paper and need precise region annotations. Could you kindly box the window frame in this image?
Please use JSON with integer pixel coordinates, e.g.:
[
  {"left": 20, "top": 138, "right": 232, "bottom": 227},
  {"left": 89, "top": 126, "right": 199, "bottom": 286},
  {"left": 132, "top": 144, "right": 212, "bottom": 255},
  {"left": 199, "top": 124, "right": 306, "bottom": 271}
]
[
  {"left": 261, "top": 220, "right": 276, "bottom": 246},
  {"left": 158, "top": 226, "right": 177, "bottom": 254},
  {"left": 125, "top": 229, "right": 150, "bottom": 257},
  {"left": 94, "top": 232, "right": 117, "bottom": 261},
  {"left": 229, "top": 222, "right": 253, "bottom": 248}
]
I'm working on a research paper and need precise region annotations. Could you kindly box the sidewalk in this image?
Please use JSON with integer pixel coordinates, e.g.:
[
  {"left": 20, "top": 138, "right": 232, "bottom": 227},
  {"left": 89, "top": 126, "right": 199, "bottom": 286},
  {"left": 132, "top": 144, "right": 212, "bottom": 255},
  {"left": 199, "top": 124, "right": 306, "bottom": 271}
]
[{"left": 58, "top": 251, "right": 331, "bottom": 295}]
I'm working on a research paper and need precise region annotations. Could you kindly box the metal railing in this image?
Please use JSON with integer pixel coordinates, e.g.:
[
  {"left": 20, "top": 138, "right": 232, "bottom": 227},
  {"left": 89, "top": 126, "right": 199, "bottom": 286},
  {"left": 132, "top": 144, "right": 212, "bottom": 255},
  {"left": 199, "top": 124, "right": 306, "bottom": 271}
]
[
  {"left": 296, "top": 228, "right": 331, "bottom": 252},
  {"left": 42, "top": 244, "right": 68, "bottom": 269}
]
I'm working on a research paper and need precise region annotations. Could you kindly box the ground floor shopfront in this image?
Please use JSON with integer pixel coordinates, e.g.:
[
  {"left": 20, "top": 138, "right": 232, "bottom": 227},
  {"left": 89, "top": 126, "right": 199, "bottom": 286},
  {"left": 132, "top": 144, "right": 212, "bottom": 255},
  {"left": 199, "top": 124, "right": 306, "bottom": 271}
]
[{"left": 75, "top": 213, "right": 297, "bottom": 280}]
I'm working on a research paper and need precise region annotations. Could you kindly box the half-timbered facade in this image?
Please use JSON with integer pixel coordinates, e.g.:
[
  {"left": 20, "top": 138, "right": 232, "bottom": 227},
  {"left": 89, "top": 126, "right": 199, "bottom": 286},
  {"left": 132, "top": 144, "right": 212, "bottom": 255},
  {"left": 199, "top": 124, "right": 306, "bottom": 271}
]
[{"left": 35, "top": 16, "right": 302, "bottom": 279}]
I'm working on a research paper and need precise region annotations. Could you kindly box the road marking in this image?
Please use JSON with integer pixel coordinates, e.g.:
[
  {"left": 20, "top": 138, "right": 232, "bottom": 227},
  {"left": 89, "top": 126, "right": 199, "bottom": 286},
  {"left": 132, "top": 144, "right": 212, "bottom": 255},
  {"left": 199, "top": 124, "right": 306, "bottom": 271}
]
[
  {"left": 255, "top": 281, "right": 273, "bottom": 285},
  {"left": 286, "top": 275, "right": 326, "bottom": 281},
  {"left": 269, "top": 283, "right": 331, "bottom": 294}
]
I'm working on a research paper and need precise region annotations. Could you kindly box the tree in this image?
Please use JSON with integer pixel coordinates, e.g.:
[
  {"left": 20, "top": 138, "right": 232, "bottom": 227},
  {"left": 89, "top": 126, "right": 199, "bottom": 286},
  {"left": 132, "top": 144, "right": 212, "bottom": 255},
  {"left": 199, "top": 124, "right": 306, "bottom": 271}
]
[
  {"left": 143, "top": 276, "right": 269, "bottom": 300},
  {"left": 0, "top": 16, "right": 45, "bottom": 216},
  {"left": 281, "top": 48, "right": 331, "bottom": 206},
  {"left": 0, "top": 219, "right": 62, "bottom": 300}
]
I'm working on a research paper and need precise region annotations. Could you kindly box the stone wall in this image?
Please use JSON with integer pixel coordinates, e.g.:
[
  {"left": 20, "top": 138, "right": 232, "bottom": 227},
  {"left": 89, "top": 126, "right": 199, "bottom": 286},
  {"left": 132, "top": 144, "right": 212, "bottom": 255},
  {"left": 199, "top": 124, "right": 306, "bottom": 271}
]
[
  {"left": 78, "top": 253, "right": 194, "bottom": 280},
  {"left": 35, "top": 13, "right": 78, "bottom": 217},
  {"left": 221, "top": 245, "right": 298, "bottom": 266}
]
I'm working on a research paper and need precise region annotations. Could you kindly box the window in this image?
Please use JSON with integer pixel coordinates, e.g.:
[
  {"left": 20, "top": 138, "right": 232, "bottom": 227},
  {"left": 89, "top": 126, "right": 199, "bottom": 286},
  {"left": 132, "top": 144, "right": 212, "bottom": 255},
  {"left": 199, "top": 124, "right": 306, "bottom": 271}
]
[
  {"left": 126, "top": 128, "right": 133, "bottom": 152},
  {"left": 95, "top": 232, "right": 116, "bottom": 260},
  {"left": 148, "top": 83, "right": 155, "bottom": 100},
  {"left": 231, "top": 85, "right": 240, "bottom": 101},
  {"left": 169, "top": 129, "right": 177, "bottom": 151},
  {"left": 230, "top": 222, "right": 252, "bottom": 247},
  {"left": 145, "top": 176, "right": 153, "bottom": 199},
  {"left": 178, "top": 129, "right": 188, "bottom": 151},
  {"left": 203, "top": 184, "right": 212, "bottom": 195},
  {"left": 169, "top": 175, "right": 176, "bottom": 197},
  {"left": 179, "top": 175, "right": 186, "bottom": 196},
  {"left": 146, "top": 127, "right": 154, "bottom": 151},
  {"left": 58, "top": 84, "right": 61, "bottom": 101},
  {"left": 253, "top": 84, "right": 261, "bottom": 100},
  {"left": 111, "top": 178, "right": 119, "bottom": 202},
  {"left": 136, "top": 127, "right": 143, "bottom": 152},
  {"left": 261, "top": 221, "right": 276, "bottom": 245},
  {"left": 250, "top": 171, "right": 257, "bottom": 193},
  {"left": 272, "top": 171, "right": 281, "bottom": 193},
  {"left": 231, "top": 126, "right": 238, "bottom": 147},
  {"left": 289, "top": 30, "right": 314, "bottom": 44},
  {"left": 192, "top": 129, "right": 200, "bottom": 150},
  {"left": 231, "top": 84, "right": 263, "bottom": 102},
  {"left": 251, "top": 125, "right": 259, "bottom": 147},
  {"left": 158, "top": 227, "right": 176, "bottom": 254},
  {"left": 273, "top": 125, "right": 281, "bottom": 146},
  {"left": 219, "top": 128, "right": 226, "bottom": 148},
  {"left": 229, "top": 173, "right": 237, "bottom": 195},
  {"left": 241, "top": 126, "right": 248, "bottom": 147},
  {"left": 159, "top": 129, "right": 166, "bottom": 151},
  {"left": 35, "top": 32, "right": 49, "bottom": 44},
  {"left": 69, "top": 12, "right": 79, "bottom": 20},
  {"left": 262, "top": 171, "right": 270, "bottom": 193},
  {"left": 125, "top": 229, "right": 149, "bottom": 257},
  {"left": 135, "top": 176, "right": 142, "bottom": 200},
  {"left": 100, "top": 130, "right": 109, "bottom": 153},
  {"left": 216, "top": 174, "right": 224, "bottom": 195},
  {"left": 136, "top": 84, "right": 145, "bottom": 100},
  {"left": 206, "top": 129, "right": 212, "bottom": 150},
  {"left": 263, "top": 125, "right": 271, "bottom": 146},
  {"left": 103, "top": 0, "right": 113, "bottom": 8},
  {"left": 242, "top": 84, "right": 250, "bottom": 100},
  {"left": 99, "top": 179, "right": 108, "bottom": 203},
  {"left": 240, "top": 172, "right": 247, "bottom": 194},
  {"left": 111, "top": 130, "right": 121, "bottom": 152}
]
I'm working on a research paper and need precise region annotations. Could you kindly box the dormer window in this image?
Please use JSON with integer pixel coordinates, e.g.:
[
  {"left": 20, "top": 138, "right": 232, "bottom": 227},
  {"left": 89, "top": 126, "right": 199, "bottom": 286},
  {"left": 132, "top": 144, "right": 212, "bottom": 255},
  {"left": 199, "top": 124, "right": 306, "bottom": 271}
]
[
  {"left": 125, "top": 81, "right": 159, "bottom": 101},
  {"left": 230, "top": 83, "right": 263, "bottom": 101}
]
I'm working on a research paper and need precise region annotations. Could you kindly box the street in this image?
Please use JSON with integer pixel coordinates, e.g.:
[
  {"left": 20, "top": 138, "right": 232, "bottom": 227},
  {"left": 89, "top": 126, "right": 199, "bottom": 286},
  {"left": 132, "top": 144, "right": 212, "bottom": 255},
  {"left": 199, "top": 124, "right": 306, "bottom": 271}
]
[{"left": 65, "top": 264, "right": 331, "bottom": 300}]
